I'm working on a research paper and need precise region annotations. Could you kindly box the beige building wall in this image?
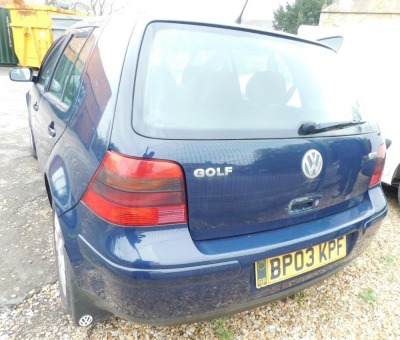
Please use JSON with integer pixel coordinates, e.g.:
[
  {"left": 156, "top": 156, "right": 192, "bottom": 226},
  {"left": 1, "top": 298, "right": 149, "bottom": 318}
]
[{"left": 320, "top": 0, "right": 400, "bottom": 27}]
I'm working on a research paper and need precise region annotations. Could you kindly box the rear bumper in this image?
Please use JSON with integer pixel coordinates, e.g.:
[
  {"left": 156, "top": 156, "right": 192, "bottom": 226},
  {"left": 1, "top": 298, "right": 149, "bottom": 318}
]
[{"left": 61, "top": 185, "right": 387, "bottom": 325}]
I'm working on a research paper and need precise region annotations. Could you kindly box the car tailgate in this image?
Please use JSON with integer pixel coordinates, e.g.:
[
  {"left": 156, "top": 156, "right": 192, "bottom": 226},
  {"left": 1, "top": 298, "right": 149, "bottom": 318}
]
[{"left": 179, "top": 136, "right": 375, "bottom": 241}]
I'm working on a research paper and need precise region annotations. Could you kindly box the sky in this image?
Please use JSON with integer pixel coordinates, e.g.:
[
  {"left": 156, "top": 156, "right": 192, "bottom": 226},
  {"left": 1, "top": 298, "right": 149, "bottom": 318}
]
[
  {"left": 245, "top": 0, "right": 292, "bottom": 20},
  {"left": 25, "top": 0, "right": 293, "bottom": 20},
  {"left": 125, "top": 0, "right": 290, "bottom": 21}
]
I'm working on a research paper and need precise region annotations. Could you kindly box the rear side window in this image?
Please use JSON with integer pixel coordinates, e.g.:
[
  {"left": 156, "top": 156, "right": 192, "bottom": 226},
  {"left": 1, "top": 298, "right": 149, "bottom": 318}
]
[
  {"left": 49, "top": 28, "right": 95, "bottom": 110},
  {"left": 133, "top": 23, "right": 366, "bottom": 139}
]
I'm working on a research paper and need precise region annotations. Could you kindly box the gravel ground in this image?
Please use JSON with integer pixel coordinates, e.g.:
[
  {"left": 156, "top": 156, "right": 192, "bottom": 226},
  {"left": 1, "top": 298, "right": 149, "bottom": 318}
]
[{"left": 0, "top": 186, "right": 399, "bottom": 339}]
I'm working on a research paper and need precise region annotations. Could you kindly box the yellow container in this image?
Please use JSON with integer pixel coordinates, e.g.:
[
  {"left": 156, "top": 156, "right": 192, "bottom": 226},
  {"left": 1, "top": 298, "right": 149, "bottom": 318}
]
[{"left": 7, "top": 5, "right": 87, "bottom": 68}]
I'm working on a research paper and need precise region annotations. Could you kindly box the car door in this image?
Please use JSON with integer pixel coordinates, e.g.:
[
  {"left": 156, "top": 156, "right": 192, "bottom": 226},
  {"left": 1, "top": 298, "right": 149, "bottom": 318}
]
[
  {"left": 30, "top": 35, "right": 69, "bottom": 169},
  {"left": 32, "top": 28, "right": 94, "bottom": 172}
]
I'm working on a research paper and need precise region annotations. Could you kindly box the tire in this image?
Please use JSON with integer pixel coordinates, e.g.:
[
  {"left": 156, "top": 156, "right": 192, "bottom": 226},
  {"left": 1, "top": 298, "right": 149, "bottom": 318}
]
[
  {"left": 53, "top": 208, "right": 112, "bottom": 326},
  {"left": 28, "top": 126, "right": 37, "bottom": 158},
  {"left": 398, "top": 185, "right": 400, "bottom": 205},
  {"left": 53, "top": 209, "right": 70, "bottom": 313}
]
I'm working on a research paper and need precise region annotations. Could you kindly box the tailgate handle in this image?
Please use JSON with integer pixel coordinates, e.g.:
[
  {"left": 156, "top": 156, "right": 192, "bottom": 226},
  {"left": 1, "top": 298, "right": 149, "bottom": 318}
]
[{"left": 289, "top": 196, "right": 321, "bottom": 214}]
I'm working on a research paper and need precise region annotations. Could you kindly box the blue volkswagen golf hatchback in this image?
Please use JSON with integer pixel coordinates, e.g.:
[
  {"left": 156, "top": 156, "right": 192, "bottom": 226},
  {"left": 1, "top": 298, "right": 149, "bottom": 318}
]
[{"left": 10, "top": 8, "right": 387, "bottom": 327}]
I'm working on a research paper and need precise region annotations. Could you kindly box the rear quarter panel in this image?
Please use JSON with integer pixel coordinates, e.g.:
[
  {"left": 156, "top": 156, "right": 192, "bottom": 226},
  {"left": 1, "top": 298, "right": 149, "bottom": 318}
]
[{"left": 46, "top": 14, "right": 135, "bottom": 215}]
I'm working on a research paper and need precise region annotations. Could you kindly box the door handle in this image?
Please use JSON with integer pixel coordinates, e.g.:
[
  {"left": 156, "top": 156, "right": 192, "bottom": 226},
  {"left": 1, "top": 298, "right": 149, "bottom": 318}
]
[
  {"left": 33, "top": 102, "right": 39, "bottom": 111},
  {"left": 48, "top": 122, "right": 56, "bottom": 138}
]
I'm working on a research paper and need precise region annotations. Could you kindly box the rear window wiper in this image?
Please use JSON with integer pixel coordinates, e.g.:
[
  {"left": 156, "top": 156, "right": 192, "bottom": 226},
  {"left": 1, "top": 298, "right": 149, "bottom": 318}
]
[{"left": 299, "top": 120, "right": 367, "bottom": 135}]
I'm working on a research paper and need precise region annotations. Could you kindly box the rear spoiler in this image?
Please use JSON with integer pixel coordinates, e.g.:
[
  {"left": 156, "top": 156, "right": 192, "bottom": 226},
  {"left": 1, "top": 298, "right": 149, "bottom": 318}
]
[{"left": 317, "top": 36, "right": 344, "bottom": 52}]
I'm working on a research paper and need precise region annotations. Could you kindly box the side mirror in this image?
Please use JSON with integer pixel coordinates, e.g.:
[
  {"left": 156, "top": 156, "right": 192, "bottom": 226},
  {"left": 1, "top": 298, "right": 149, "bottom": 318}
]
[{"left": 9, "top": 67, "right": 33, "bottom": 82}]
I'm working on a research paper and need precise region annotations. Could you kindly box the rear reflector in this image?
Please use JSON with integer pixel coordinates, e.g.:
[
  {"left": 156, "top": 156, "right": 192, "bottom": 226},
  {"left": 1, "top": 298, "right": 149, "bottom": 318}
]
[
  {"left": 82, "top": 151, "right": 187, "bottom": 226},
  {"left": 369, "top": 143, "right": 386, "bottom": 188}
]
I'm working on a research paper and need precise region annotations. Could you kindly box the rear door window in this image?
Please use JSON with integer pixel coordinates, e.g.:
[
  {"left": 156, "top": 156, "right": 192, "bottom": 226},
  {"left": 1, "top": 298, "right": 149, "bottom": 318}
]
[
  {"left": 133, "top": 23, "right": 367, "bottom": 139},
  {"left": 49, "top": 28, "right": 95, "bottom": 113},
  {"left": 37, "top": 35, "right": 69, "bottom": 90}
]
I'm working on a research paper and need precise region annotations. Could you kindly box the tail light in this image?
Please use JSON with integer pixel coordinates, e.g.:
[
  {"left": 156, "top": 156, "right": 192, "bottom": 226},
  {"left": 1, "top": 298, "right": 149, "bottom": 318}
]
[
  {"left": 369, "top": 143, "right": 386, "bottom": 188},
  {"left": 82, "top": 151, "right": 187, "bottom": 226}
]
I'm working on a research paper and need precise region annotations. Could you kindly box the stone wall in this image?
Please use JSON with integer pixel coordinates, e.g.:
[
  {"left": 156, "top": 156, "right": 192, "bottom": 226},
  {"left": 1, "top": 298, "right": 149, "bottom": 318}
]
[{"left": 320, "top": 0, "right": 400, "bottom": 27}]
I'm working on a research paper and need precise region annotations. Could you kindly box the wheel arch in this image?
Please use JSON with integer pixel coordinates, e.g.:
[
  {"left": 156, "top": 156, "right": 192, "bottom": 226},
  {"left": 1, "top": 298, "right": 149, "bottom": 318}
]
[
  {"left": 44, "top": 174, "right": 53, "bottom": 208},
  {"left": 392, "top": 164, "right": 400, "bottom": 186}
]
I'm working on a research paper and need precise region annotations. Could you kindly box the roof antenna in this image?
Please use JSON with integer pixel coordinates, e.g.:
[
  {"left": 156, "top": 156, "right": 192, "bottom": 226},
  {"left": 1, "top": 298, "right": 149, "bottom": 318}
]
[{"left": 235, "top": 0, "right": 249, "bottom": 24}]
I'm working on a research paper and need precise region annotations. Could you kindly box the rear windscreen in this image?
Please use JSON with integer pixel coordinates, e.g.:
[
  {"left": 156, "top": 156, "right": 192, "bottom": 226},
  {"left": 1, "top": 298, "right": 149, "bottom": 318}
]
[{"left": 133, "top": 23, "right": 367, "bottom": 139}]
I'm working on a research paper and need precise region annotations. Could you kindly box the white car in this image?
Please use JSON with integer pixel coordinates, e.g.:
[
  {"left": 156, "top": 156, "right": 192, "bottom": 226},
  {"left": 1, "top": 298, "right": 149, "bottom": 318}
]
[{"left": 299, "top": 25, "right": 400, "bottom": 203}]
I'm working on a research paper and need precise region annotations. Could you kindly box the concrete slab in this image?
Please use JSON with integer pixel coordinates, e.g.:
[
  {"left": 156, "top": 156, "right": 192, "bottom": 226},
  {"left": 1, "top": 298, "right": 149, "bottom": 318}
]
[{"left": 0, "top": 67, "right": 56, "bottom": 311}]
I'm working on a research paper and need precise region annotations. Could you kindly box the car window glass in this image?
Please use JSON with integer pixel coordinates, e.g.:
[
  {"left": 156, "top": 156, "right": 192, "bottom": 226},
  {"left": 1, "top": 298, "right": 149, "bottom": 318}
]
[
  {"left": 134, "top": 23, "right": 365, "bottom": 139},
  {"left": 62, "top": 30, "right": 97, "bottom": 107},
  {"left": 49, "top": 28, "right": 94, "bottom": 110},
  {"left": 37, "top": 35, "right": 69, "bottom": 90}
]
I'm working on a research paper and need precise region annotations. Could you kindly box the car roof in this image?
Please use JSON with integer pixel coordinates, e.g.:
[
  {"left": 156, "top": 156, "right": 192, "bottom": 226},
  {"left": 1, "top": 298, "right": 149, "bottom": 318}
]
[{"left": 69, "top": 7, "right": 334, "bottom": 53}]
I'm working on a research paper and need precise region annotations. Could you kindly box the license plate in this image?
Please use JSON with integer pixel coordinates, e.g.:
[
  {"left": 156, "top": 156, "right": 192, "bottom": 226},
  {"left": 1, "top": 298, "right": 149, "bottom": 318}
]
[{"left": 255, "top": 236, "right": 347, "bottom": 288}]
